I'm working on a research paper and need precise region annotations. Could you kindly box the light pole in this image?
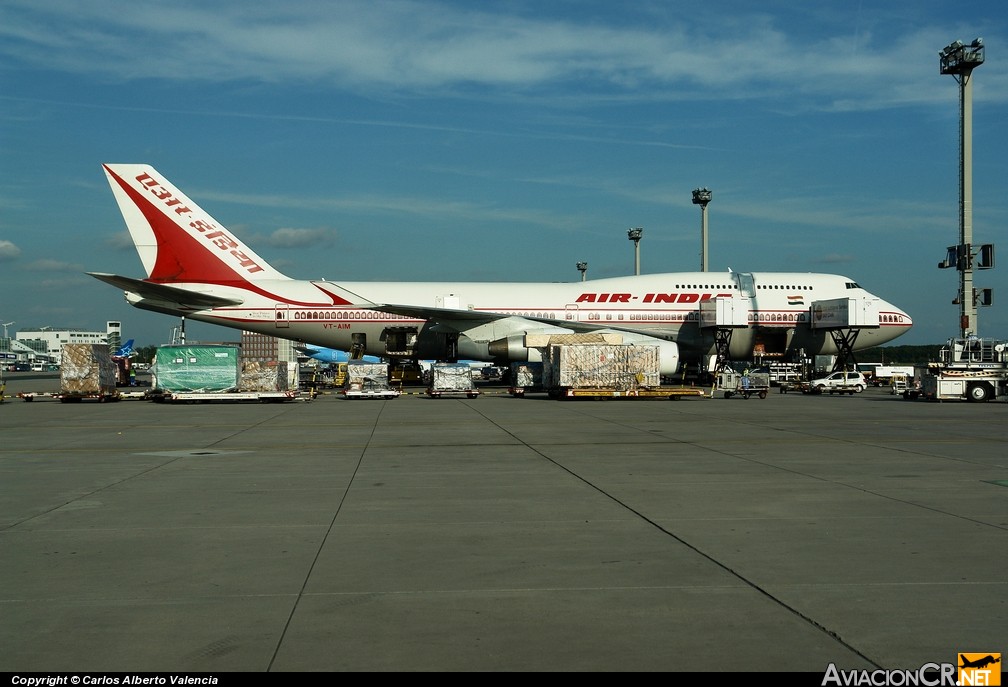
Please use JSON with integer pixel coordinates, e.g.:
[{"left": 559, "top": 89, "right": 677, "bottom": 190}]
[
  {"left": 692, "top": 188, "right": 712, "bottom": 272},
  {"left": 576, "top": 262, "right": 588, "bottom": 282},
  {"left": 627, "top": 228, "right": 643, "bottom": 275},
  {"left": 939, "top": 38, "right": 985, "bottom": 337}
]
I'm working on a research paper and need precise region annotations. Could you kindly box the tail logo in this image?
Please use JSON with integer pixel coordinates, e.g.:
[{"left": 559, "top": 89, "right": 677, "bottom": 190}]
[{"left": 134, "top": 172, "right": 265, "bottom": 276}]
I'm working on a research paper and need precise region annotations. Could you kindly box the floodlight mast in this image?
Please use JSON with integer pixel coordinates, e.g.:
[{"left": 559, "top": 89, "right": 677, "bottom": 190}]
[
  {"left": 627, "top": 228, "right": 643, "bottom": 275},
  {"left": 692, "top": 188, "right": 712, "bottom": 272},
  {"left": 576, "top": 261, "right": 588, "bottom": 282},
  {"left": 940, "top": 38, "right": 984, "bottom": 337}
]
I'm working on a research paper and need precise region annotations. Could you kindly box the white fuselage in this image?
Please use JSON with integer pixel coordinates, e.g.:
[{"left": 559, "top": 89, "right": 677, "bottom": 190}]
[
  {"left": 139, "top": 270, "right": 911, "bottom": 369},
  {"left": 99, "top": 164, "right": 913, "bottom": 373}
]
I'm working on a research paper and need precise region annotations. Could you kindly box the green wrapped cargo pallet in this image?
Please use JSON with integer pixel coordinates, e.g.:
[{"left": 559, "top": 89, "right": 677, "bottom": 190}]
[{"left": 153, "top": 345, "right": 240, "bottom": 392}]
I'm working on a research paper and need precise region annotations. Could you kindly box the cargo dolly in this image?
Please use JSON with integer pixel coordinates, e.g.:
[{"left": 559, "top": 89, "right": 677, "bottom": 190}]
[
  {"left": 715, "top": 370, "right": 769, "bottom": 399},
  {"left": 553, "top": 386, "right": 705, "bottom": 400}
]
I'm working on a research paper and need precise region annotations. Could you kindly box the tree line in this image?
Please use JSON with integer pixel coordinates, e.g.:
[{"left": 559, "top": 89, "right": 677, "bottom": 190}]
[{"left": 858, "top": 345, "right": 943, "bottom": 365}]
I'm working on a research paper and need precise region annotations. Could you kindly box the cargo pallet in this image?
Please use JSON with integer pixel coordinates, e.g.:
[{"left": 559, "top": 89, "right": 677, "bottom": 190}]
[
  {"left": 550, "top": 386, "right": 705, "bottom": 400},
  {"left": 343, "top": 388, "right": 401, "bottom": 400},
  {"left": 17, "top": 391, "right": 122, "bottom": 402},
  {"left": 426, "top": 362, "right": 479, "bottom": 398},
  {"left": 426, "top": 388, "right": 480, "bottom": 398},
  {"left": 59, "top": 392, "right": 121, "bottom": 403},
  {"left": 152, "top": 390, "right": 298, "bottom": 403}
]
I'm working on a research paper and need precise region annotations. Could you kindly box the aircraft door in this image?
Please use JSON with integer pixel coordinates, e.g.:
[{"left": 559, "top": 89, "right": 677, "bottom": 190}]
[
  {"left": 382, "top": 327, "right": 418, "bottom": 357},
  {"left": 564, "top": 304, "right": 580, "bottom": 323},
  {"left": 734, "top": 272, "right": 756, "bottom": 331},
  {"left": 444, "top": 333, "right": 459, "bottom": 362},
  {"left": 734, "top": 272, "right": 756, "bottom": 298},
  {"left": 274, "top": 303, "right": 290, "bottom": 329},
  {"left": 436, "top": 294, "right": 462, "bottom": 309},
  {"left": 350, "top": 333, "right": 366, "bottom": 359}
]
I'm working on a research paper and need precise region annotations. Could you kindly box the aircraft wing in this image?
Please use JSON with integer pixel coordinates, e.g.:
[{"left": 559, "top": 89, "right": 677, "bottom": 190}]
[
  {"left": 370, "top": 303, "right": 506, "bottom": 324},
  {"left": 88, "top": 272, "right": 245, "bottom": 310},
  {"left": 370, "top": 303, "right": 674, "bottom": 339}
]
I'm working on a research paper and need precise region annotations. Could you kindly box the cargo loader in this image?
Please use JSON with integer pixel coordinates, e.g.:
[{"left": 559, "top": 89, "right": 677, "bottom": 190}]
[{"left": 918, "top": 337, "right": 1008, "bottom": 402}]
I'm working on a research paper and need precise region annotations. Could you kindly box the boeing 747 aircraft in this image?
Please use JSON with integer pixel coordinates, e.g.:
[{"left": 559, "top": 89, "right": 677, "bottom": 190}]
[{"left": 89, "top": 164, "right": 912, "bottom": 374}]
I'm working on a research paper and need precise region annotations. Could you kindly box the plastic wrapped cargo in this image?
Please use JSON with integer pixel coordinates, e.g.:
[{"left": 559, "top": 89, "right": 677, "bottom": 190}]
[
  {"left": 240, "top": 360, "right": 289, "bottom": 392},
  {"left": 345, "top": 361, "right": 391, "bottom": 387},
  {"left": 543, "top": 344, "right": 660, "bottom": 390},
  {"left": 510, "top": 361, "right": 543, "bottom": 389},
  {"left": 60, "top": 343, "right": 118, "bottom": 395},
  {"left": 430, "top": 363, "right": 474, "bottom": 391},
  {"left": 154, "top": 345, "right": 240, "bottom": 392},
  {"left": 343, "top": 361, "right": 399, "bottom": 398}
]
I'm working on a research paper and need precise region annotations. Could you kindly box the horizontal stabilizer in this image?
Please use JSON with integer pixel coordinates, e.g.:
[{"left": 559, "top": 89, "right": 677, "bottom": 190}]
[{"left": 88, "top": 272, "right": 244, "bottom": 310}]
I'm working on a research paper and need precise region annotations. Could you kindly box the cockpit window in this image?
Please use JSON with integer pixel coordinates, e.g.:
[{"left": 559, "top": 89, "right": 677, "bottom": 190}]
[{"left": 846, "top": 282, "right": 860, "bottom": 289}]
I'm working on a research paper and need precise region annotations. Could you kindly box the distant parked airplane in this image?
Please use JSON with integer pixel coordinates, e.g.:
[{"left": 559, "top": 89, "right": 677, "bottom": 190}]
[
  {"left": 90, "top": 164, "right": 913, "bottom": 375},
  {"left": 296, "top": 344, "right": 491, "bottom": 383},
  {"left": 295, "top": 343, "right": 381, "bottom": 364},
  {"left": 112, "top": 339, "right": 135, "bottom": 359}
]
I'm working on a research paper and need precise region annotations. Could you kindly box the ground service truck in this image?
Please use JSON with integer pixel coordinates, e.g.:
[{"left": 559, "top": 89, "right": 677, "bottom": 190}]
[{"left": 919, "top": 337, "right": 1008, "bottom": 403}]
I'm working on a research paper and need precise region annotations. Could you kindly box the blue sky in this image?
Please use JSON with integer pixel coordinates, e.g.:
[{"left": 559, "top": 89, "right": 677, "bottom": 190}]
[{"left": 2, "top": 1, "right": 1007, "bottom": 347}]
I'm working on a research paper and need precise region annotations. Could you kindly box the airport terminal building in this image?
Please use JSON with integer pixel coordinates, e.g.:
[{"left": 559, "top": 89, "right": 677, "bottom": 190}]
[{"left": 1, "top": 321, "right": 123, "bottom": 368}]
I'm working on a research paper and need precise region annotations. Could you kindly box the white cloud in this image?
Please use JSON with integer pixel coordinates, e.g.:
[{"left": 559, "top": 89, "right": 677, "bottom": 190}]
[
  {"left": 266, "top": 227, "right": 335, "bottom": 248},
  {"left": 0, "top": 240, "right": 22, "bottom": 261},
  {"left": 25, "top": 258, "right": 85, "bottom": 271},
  {"left": 1, "top": 1, "right": 997, "bottom": 108}
]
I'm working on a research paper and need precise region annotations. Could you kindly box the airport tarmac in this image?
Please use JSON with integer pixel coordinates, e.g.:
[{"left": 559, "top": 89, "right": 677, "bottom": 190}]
[{"left": 0, "top": 380, "right": 1005, "bottom": 673}]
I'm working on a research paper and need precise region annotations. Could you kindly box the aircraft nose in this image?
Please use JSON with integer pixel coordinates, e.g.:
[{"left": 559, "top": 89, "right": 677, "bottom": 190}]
[
  {"left": 877, "top": 299, "right": 912, "bottom": 341},
  {"left": 887, "top": 300, "right": 912, "bottom": 327}
]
